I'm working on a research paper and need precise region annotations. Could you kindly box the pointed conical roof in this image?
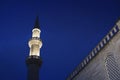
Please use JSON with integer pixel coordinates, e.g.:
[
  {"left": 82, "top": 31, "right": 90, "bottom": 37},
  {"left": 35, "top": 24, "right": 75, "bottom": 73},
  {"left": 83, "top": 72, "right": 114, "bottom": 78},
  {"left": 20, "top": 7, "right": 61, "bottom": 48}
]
[{"left": 34, "top": 16, "right": 40, "bottom": 29}]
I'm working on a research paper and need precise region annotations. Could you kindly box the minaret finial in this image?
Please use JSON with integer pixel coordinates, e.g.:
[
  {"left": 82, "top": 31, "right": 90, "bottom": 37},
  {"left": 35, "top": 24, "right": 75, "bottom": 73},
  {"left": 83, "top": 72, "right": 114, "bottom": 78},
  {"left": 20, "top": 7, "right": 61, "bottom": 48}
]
[{"left": 34, "top": 16, "right": 40, "bottom": 29}]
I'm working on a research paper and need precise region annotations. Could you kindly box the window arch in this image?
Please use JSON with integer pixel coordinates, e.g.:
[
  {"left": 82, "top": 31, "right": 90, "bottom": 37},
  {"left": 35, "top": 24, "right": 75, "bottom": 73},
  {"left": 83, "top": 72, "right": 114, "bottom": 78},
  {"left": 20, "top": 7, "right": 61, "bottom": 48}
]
[{"left": 105, "top": 54, "right": 120, "bottom": 80}]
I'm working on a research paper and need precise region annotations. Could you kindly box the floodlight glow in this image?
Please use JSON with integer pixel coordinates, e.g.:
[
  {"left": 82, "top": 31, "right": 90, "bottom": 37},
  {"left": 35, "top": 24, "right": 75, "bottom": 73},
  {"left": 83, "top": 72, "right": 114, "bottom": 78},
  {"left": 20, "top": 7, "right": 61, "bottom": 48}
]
[{"left": 28, "top": 28, "right": 42, "bottom": 56}]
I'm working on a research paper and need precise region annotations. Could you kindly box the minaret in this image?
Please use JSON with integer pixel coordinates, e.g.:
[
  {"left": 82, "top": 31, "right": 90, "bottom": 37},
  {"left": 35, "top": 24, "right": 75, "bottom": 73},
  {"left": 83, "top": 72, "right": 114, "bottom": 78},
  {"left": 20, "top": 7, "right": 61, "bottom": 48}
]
[{"left": 26, "top": 16, "right": 42, "bottom": 80}]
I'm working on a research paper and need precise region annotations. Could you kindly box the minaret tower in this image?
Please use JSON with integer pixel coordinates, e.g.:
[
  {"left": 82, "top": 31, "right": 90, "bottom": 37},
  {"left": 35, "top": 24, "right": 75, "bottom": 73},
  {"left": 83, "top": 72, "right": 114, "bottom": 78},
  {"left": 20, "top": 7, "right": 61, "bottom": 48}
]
[{"left": 26, "top": 16, "right": 42, "bottom": 80}]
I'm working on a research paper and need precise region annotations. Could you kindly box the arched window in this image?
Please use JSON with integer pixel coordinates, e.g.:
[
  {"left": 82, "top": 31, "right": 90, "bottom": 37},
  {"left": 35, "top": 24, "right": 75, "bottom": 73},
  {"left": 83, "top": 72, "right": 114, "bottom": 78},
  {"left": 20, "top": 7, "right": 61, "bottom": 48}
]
[{"left": 105, "top": 54, "right": 120, "bottom": 80}]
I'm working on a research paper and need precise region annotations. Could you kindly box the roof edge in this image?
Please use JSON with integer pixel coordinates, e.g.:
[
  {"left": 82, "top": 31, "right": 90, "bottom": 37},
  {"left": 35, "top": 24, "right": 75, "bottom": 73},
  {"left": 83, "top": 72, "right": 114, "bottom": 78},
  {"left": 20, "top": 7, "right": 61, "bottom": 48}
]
[{"left": 67, "top": 19, "right": 120, "bottom": 80}]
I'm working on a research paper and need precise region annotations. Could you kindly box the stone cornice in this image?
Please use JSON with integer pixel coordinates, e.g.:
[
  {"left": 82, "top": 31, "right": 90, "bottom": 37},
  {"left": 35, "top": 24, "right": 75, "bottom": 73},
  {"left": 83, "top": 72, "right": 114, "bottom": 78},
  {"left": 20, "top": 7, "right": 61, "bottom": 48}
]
[{"left": 67, "top": 21, "right": 120, "bottom": 80}]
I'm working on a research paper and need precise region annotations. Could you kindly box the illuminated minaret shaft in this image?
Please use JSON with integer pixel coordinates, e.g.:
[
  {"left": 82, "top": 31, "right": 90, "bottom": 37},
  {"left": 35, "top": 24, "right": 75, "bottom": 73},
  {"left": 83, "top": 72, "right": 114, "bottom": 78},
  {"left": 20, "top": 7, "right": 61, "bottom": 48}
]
[{"left": 26, "top": 16, "right": 42, "bottom": 80}]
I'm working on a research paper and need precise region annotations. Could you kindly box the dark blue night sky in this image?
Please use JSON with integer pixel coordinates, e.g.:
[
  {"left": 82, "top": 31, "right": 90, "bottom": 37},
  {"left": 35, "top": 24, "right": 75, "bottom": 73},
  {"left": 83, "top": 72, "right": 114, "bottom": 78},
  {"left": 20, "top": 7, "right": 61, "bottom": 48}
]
[{"left": 0, "top": 0, "right": 120, "bottom": 80}]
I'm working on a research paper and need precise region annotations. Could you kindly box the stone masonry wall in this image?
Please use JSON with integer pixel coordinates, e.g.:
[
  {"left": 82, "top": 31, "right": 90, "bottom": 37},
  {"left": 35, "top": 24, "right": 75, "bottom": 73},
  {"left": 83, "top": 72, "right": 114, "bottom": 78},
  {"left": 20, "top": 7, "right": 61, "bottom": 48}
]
[
  {"left": 67, "top": 20, "right": 120, "bottom": 80},
  {"left": 73, "top": 21, "right": 120, "bottom": 80}
]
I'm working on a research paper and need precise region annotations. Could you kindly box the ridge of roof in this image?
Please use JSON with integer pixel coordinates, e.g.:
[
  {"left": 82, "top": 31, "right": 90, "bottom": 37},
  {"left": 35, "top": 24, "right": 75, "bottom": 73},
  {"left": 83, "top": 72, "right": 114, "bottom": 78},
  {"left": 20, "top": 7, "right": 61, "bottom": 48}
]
[{"left": 67, "top": 20, "right": 120, "bottom": 80}]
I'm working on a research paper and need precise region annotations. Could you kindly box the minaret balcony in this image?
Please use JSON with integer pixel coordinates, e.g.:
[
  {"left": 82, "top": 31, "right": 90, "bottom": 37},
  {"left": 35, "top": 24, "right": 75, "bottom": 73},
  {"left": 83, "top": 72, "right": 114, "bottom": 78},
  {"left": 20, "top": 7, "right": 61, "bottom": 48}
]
[{"left": 28, "top": 37, "right": 42, "bottom": 48}]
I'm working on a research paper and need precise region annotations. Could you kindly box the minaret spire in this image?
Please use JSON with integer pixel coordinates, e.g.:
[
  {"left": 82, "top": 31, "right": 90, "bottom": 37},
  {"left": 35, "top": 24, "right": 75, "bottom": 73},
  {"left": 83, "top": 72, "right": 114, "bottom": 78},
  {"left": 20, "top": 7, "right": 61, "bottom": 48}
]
[
  {"left": 34, "top": 16, "right": 40, "bottom": 29},
  {"left": 26, "top": 16, "right": 42, "bottom": 80}
]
